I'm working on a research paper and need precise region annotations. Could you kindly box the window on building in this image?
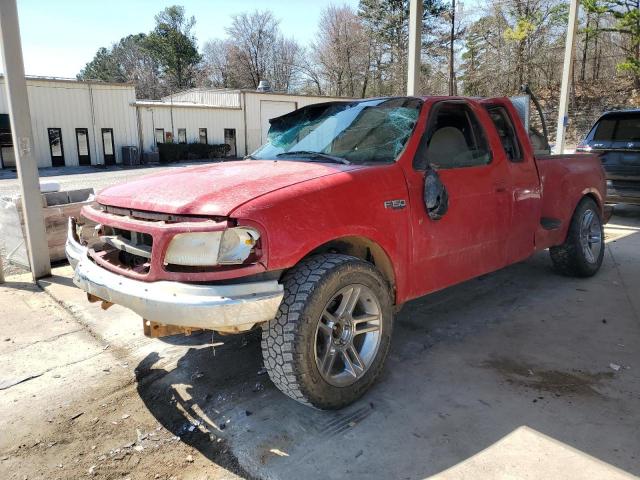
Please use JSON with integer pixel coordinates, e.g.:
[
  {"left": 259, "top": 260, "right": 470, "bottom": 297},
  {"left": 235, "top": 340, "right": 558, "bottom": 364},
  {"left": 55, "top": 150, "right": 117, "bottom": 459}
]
[
  {"left": 485, "top": 106, "right": 522, "bottom": 162},
  {"left": 75, "top": 128, "right": 91, "bottom": 166},
  {"left": 101, "top": 128, "right": 115, "bottom": 165},
  {"left": 178, "top": 128, "right": 186, "bottom": 144},
  {"left": 155, "top": 128, "right": 165, "bottom": 145},
  {"left": 48, "top": 128, "right": 65, "bottom": 167},
  {"left": 224, "top": 128, "right": 236, "bottom": 156},
  {"left": 199, "top": 128, "right": 208, "bottom": 144},
  {"left": 414, "top": 102, "right": 491, "bottom": 170}
]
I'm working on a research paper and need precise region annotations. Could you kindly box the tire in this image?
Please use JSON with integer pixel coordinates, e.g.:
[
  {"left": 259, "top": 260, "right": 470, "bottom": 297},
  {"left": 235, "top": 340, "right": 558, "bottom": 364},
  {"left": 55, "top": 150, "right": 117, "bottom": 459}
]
[
  {"left": 550, "top": 197, "right": 604, "bottom": 277},
  {"left": 261, "top": 253, "right": 393, "bottom": 409}
]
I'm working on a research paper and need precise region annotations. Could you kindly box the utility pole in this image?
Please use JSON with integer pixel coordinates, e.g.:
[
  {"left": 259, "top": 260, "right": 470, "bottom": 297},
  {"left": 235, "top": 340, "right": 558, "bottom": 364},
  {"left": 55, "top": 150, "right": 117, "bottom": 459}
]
[
  {"left": 407, "top": 0, "right": 423, "bottom": 96},
  {"left": 449, "top": 0, "right": 456, "bottom": 96},
  {"left": 0, "top": 0, "right": 51, "bottom": 280},
  {"left": 555, "top": 0, "right": 579, "bottom": 154}
]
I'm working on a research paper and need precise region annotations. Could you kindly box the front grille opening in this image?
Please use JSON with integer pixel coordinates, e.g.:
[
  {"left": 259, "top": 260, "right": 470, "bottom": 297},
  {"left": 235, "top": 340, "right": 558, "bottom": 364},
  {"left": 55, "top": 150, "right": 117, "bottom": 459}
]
[
  {"left": 91, "top": 244, "right": 151, "bottom": 275},
  {"left": 88, "top": 226, "right": 153, "bottom": 275}
]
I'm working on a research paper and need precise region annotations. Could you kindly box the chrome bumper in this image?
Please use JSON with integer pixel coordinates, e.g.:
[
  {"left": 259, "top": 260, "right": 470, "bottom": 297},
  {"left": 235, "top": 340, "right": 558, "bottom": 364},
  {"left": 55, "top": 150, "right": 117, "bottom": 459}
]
[{"left": 65, "top": 218, "right": 284, "bottom": 330}]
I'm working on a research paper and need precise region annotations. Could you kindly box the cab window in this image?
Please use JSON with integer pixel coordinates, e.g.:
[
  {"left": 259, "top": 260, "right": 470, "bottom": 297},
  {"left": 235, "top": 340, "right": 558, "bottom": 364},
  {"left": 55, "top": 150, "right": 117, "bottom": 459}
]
[
  {"left": 485, "top": 105, "right": 522, "bottom": 162},
  {"left": 414, "top": 101, "right": 491, "bottom": 170}
]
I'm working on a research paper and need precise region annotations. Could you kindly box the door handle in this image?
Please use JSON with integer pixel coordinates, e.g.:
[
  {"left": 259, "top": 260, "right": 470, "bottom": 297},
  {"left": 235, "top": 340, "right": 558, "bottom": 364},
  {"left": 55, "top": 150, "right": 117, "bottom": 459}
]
[{"left": 494, "top": 180, "right": 507, "bottom": 193}]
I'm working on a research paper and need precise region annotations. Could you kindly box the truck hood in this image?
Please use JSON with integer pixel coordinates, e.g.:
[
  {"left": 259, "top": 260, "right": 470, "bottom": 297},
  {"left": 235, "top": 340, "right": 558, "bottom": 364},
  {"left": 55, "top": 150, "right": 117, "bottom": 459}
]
[{"left": 96, "top": 160, "right": 362, "bottom": 216}]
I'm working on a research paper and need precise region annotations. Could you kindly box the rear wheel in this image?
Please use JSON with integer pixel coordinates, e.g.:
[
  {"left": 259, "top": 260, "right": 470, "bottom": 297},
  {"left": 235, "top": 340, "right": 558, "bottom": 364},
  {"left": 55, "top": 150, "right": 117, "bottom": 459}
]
[
  {"left": 261, "top": 254, "right": 393, "bottom": 409},
  {"left": 550, "top": 197, "right": 604, "bottom": 277}
]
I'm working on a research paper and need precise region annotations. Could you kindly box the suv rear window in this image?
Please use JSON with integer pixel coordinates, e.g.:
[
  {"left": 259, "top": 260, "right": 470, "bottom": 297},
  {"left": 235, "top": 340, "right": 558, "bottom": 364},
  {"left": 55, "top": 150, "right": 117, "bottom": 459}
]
[{"left": 591, "top": 114, "right": 640, "bottom": 142}]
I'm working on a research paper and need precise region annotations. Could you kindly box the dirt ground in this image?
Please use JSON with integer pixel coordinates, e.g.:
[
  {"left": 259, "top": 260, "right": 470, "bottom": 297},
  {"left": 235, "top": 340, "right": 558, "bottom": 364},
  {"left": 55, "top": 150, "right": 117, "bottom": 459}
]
[{"left": 0, "top": 279, "right": 248, "bottom": 480}]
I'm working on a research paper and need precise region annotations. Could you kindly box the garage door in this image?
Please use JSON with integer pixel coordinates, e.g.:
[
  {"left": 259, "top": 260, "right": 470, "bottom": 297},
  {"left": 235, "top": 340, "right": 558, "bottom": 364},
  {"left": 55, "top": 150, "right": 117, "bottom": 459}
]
[{"left": 260, "top": 100, "right": 297, "bottom": 144}]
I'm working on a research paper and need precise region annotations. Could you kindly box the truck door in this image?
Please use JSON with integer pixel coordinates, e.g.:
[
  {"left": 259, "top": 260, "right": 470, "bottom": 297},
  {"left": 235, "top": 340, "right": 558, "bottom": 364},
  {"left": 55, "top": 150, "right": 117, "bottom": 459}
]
[
  {"left": 481, "top": 99, "right": 541, "bottom": 264},
  {"left": 403, "top": 100, "right": 511, "bottom": 298}
]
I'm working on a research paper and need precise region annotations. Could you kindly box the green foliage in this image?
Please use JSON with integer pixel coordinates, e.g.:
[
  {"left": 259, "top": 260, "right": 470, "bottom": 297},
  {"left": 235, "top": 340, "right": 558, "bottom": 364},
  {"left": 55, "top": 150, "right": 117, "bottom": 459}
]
[
  {"left": 357, "top": 0, "right": 447, "bottom": 95},
  {"left": 583, "top": 1, "right": 640, "bottom": 85},
  {"left": 77, "top": 46, "right": 125, "bottom": 82},
  {"left": 77, "top": 6, "right": 201, "bottom": 97},
  {"left": 145, "top": 6, "right": 201, "bottom": 90},
  {"left": 504, "top": 19, "right": 536, "bottom": 42}
]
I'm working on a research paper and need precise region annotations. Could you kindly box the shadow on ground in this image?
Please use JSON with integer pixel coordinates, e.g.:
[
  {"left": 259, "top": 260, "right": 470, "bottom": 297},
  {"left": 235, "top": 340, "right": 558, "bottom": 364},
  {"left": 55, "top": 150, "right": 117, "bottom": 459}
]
[{"left": 133, "top": 209, "right": 640, "bottom": 479}]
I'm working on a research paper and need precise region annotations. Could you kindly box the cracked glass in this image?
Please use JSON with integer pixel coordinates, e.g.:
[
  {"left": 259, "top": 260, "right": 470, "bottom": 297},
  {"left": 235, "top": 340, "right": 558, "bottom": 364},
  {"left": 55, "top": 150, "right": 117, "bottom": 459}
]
[{"left": 252, "top": 97, "right": 422, "bottom": 165}]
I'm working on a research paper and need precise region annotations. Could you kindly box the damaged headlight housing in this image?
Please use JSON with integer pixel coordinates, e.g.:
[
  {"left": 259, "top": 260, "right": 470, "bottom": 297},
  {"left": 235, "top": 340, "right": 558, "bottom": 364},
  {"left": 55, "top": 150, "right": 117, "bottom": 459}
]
[{"left": 164, "top": 227, "right": 260, "bottom": 266}]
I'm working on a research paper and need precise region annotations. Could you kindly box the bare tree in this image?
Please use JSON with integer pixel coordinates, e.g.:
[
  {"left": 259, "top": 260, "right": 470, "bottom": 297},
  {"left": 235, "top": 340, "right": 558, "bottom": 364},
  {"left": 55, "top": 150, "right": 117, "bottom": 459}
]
[
  {"left": 202, "top": 39, "right": 235, "bottom": 87},
  {"left": 201, "top": 10, "right": 301, "bottom": 91},
  {"left": 310, "top": 5, "right": 370, "bottom": 97},
  {"left": 226, "top": 11, "right": 279, "bottom": 88}
]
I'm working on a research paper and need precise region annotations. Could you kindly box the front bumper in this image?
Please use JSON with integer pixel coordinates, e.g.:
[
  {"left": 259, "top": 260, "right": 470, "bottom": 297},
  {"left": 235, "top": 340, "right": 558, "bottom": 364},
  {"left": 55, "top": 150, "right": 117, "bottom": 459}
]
[{"left": 65, "top": 218, "right": 284, "bottom": 331}]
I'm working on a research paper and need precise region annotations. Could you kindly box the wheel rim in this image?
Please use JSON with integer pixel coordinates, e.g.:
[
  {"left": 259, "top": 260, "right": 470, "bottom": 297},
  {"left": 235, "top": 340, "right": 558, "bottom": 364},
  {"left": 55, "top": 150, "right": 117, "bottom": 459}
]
[
  {"left": 579, "top": 208, "right": 602, "bottom": 264},
  {"left": 314, "top": 284, "right": 382, "bottom": 387}
]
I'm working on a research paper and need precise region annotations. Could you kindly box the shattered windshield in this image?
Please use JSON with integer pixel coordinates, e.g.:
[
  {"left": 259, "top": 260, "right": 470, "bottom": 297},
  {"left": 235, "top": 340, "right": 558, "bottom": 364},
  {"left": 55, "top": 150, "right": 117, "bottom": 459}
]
[{"left": 251, "top": 97, "right": 422, "bottom": 164}]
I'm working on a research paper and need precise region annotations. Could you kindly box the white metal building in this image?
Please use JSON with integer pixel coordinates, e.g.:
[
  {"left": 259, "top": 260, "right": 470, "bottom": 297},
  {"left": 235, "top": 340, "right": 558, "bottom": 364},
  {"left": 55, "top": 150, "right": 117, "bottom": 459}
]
[
  {"left": 0, "top": 78, "right": 348, "bottom": 168},
  {"left": 0, "top": 76, "right": 138, "bottom": 168},
  {"left": 138, "top": 89, "right": 348, "bottom": 158}
]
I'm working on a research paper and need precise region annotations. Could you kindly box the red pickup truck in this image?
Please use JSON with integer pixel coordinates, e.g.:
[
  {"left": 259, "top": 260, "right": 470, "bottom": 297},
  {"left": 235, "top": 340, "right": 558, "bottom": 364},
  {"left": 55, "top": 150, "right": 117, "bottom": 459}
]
[{"left": 66, "top": 96, "right": 607, "bottom": 409}]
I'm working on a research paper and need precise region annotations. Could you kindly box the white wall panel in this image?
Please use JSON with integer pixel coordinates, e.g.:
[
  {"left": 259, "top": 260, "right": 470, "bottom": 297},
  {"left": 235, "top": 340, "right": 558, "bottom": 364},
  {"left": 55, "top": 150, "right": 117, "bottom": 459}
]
[
  {"left": 243, "top": 92, "right": 348, "bottom": 154},
  {"left": 163, "top": 89, "right": 241, "bottom": 108},
  {"left": 138, "top": 105, "right": 244, "bottom": 155},
  {"left": 0, "top": 79, "right": 348, "bottom": 169},
  {"left": 91, "top": 85, "right": 138, "bottom": 164},
  {"left": 0, "top": 78, "right": 137, "bottom": 168}
]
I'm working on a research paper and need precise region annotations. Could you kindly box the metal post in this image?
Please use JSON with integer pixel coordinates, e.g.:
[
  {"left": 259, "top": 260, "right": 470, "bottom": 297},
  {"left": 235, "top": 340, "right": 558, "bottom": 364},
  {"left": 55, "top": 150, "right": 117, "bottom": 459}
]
[
  {"left": 169, "top": 93, "right": 175, "bottom": 141},
  {"left": 0, "top": 0, "right": 51, "bottom": 279},
  {"left": 448, "top": 0, "right": 456, "bottom": 96},
  {"left": 407, "top": 0, "right": 423, "bottom": 96},
  {"left": 0, "top": 249, "right": 4, "bottom": 284},
  {"left": 555, "top": 0, "right": 579, "bottom": 154}
]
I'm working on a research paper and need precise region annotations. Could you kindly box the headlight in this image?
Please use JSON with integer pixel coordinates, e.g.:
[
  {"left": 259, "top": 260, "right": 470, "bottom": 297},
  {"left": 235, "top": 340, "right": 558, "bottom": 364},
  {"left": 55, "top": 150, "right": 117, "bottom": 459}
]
[{"left": 164, "top": 227, "right": 260, "bottom": 267}]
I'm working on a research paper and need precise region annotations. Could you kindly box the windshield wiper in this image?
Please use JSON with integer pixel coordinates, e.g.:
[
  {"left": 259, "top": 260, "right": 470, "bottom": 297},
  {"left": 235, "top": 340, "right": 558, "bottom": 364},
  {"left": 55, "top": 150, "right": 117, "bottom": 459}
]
[{"left": 276, "top": 151, "right": 351, "bottom": 165}]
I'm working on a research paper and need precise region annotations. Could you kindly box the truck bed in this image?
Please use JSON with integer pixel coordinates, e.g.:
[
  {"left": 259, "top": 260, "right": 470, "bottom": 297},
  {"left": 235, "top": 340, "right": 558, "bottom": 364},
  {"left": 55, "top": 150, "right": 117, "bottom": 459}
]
[{"left": 534, "top": 153, "right": 606, "bottom": 250}]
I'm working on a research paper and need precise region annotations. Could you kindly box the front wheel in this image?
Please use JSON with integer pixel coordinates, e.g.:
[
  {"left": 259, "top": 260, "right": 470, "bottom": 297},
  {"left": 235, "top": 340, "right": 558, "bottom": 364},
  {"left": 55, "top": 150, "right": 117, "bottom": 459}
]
[
  {"left": 261, "top": 254, "right": 393, "bottom": 409},
  {"left": 550, "top": 197, "right": 604, "bottom": 277}
]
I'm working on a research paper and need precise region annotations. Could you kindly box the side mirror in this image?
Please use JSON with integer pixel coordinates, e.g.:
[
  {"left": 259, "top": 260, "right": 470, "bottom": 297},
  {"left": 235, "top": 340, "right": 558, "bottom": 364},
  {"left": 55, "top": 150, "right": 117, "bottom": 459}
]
[{"left": 424, "top": 168, "right": 449, "bottom": 220}]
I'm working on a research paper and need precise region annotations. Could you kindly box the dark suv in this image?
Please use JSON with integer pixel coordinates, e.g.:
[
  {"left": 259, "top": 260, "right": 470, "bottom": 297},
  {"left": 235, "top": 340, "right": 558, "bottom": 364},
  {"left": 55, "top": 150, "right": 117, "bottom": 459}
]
[{"left": 577, "top": 110, "right": 640, "bottom": 205}]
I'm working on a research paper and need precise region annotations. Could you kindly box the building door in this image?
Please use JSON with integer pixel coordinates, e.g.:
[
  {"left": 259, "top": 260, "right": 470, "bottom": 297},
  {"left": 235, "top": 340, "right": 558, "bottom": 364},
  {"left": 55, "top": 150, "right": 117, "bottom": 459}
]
[
  {"left": 48, "top": 128, "right": 65, "bottom": 167},
  {"left": 101, "top": 128, "right": 115, "bottom": 165},
  {"left": 154, "top": 128, "right": 165, "bottom": 147},
  {"left": 75, "top": 128, "right": 91, "bottom": 166},
  {"left": 260, "top": 101, "right": 296, "bottom": 145},
  {"left": 199, "top": 128, "right": 208, "bottom": 144},
  {"left": 224, "top": 128, "right": 237, "bottom": 157}
]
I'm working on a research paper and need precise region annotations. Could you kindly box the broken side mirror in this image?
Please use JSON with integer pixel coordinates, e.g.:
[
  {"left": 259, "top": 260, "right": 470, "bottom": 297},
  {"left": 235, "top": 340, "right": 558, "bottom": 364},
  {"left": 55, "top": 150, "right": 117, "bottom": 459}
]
[{"left": 424, "top": 167, "right": 448, "bottom": 220}]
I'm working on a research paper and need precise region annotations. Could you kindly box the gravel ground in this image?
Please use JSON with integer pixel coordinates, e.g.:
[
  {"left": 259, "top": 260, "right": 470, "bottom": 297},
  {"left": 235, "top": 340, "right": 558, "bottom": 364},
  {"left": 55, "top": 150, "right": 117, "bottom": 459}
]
[
  {"left": 0, "top": 160, "right": 226, "bottom": 198},
  {"left": 0, "top": 242, "right": 28, "bottom": 276}
]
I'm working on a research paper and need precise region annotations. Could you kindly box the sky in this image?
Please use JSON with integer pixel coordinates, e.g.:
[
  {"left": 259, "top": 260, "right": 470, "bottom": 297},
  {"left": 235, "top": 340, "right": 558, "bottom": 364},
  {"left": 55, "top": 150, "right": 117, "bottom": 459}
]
[{"left": 15, "top": 0, "right": 360, "bottom": 78}]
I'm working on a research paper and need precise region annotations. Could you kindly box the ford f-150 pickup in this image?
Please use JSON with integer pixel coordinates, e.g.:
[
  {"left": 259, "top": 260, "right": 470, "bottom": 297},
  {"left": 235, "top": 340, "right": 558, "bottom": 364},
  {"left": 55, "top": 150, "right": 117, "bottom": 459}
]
[{"left": 66, "top": 96, "right": 607, "bottom": 409}]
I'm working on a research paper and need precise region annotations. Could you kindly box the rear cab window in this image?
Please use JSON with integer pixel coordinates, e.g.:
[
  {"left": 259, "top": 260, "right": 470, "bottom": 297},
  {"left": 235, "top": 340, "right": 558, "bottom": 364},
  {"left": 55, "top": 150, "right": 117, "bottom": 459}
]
[{"left": 484, "top": 105, "right": 522, "bottom": 162}]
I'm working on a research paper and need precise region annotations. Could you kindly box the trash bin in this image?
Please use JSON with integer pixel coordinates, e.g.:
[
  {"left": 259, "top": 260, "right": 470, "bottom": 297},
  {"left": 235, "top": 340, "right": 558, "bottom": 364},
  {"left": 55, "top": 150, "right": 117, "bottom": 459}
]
[{"left": 121, "top": 146, "right": 140, "bottom": 166}]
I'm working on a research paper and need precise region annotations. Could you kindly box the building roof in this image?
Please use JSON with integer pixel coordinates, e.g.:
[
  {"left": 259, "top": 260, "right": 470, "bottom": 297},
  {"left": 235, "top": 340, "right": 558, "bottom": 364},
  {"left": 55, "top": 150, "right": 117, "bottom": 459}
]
[
  {"left": 132, "top": 99, "right": 241, "bottom": 110},
  {"left": 0, "top": 74, "right": 135, "bottom": 88},
  {"left": 161, "top": 87, "right": 351, "bottom": 102}
]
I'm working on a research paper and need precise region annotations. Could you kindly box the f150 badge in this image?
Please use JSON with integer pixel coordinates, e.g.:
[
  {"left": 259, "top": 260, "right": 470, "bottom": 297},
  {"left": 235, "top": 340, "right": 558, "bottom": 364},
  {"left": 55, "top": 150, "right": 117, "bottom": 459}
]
[{"left": 384, "top": 199, "right": 406, "bottom": 210}]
